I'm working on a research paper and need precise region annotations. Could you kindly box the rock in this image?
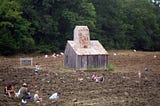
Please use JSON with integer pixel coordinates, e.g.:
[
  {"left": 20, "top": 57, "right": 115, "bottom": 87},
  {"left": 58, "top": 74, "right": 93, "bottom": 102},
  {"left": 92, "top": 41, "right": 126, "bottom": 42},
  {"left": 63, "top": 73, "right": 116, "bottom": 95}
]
[
  {"left": 109, "top": 89, "right": 112, "bottom": 91},
  {"left": 18, "top": 103, "right": 21, "bottom": 106},
  {"left": 86, "top": 77, "right": 90, "bottom": 79},
  {"left": 114, "top": 96, "right": 118, "bottom": 99},
  {"left": 90, "top": 91, "right": 95, "bottom": 93},
  {"left": 124, "top": 92, "right": 129, "bottom": 96},
  {"left": 70, "top": 92, "right": 74, "bottom": 94},
  {"left": 41, "top": 78, "right": 45, "bottom": 81},
  {"left": 0, "top": 79, "right": 3, "bottom": 82},
  {"left": 55, "top": 73, "right": 58, "bottom": 76},
  {"left": 122, "top": 76, "right": 125, "bottom": 79},
  {"left": 72, "top": 98, "right": 77, "bottom": 102},
  {"left": 42, "top": 103, "right": 47, "bottom": 105},
  {"left": 108, "top": 79, "right": 111, "bottom": 82}
]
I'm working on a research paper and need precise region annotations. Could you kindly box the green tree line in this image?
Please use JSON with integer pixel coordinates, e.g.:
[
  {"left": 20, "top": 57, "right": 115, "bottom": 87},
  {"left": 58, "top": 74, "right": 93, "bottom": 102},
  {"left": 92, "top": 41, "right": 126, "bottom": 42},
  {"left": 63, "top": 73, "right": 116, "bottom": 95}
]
[{"left": 0, "top": 0, "right": 160, "bottom": 55}]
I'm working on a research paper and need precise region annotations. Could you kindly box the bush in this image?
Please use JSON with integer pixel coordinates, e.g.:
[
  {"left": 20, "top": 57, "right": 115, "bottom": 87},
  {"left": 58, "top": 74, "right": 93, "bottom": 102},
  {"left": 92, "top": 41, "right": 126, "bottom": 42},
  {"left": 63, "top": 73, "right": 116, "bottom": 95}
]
[{"left": 106, "top": 63, "right": 114, "bottom": 71}]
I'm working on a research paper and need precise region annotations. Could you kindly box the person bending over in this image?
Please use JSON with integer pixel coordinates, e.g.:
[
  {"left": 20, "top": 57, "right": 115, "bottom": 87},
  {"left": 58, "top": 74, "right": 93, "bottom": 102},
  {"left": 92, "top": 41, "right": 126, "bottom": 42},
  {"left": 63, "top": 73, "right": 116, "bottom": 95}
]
[{"left": 18, "top": 83, "right": 32, "bottom": 104}]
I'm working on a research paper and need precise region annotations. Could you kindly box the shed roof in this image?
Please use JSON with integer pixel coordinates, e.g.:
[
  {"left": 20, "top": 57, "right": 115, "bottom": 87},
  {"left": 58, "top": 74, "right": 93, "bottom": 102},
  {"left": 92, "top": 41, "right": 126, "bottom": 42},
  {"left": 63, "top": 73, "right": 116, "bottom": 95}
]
[{"left": 67, "top": 40, "right": 108, "bottom": 55}]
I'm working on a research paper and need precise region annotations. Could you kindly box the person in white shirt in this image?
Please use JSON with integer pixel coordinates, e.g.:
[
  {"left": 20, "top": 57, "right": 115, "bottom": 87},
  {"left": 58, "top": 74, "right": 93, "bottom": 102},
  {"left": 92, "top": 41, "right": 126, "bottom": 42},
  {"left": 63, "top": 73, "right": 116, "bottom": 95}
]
[
  {"left": 35, "top": 63, "right": 40, "bottom": 74},
  {"left": 49, "top": 92, "right": 60, "bottom": 102},
  {"left": 34, "top": 90, "right": 42, "bottom": 103}
]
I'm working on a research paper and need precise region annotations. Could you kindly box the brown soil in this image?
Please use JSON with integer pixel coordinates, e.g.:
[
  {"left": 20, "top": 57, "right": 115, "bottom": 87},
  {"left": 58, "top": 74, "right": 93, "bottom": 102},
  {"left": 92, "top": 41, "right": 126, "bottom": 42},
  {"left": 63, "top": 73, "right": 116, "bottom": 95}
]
[{"left": 0, "top": 50, "right": 160, "bottom": 106}]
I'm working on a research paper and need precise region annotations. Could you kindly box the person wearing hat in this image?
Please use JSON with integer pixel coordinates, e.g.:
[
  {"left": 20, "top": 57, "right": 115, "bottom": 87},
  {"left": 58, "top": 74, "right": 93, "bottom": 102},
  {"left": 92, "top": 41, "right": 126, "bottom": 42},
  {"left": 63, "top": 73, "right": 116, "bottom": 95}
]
[{"left": 18, "top": 83, "right": 32, "bottom": 104}]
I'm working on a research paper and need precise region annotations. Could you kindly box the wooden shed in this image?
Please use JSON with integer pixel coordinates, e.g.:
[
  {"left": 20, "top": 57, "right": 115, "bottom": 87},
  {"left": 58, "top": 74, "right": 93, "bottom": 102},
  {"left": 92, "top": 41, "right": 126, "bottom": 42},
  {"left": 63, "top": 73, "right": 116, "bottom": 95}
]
[{"left": 64, "top": 26, "right": 108, "bottom": 70}]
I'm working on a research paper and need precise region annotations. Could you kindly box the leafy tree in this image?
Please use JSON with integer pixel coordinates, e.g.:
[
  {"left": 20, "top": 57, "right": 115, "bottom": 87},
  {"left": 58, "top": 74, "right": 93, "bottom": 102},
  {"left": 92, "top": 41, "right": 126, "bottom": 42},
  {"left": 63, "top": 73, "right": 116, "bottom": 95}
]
[
  {"left": 18, "top": 0, "right": 61, "bottom": 52},
  {"left": 19, "top": 0, "right": 96, "bottom": 52},
  {"left": 91, "top": 0, "right": 133, "bottom": 49},
  {"left": 0, "top": 0, "right": 35, "bottom": 55},
  {"left": 1, "top": 0, "right": 160, "bottom": 55},
  {"left": 58, "top": 0, "right": 96, "bottom": 44},
  {"left": 91, "top": 0, "right": 160, "bottom": 50},
  {"left": 123, "top": 0, "right": 160, "bottom": 50},
  {"left": 0, "top": 28, "right": 17, "bottom": 55}
]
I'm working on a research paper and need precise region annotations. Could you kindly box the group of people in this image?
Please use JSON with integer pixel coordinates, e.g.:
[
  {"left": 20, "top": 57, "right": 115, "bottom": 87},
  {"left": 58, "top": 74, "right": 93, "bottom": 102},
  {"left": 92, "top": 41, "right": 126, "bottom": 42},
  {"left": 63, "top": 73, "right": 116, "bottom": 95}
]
[
  {"left": 4, "top": 63, "right": 104, "bottom": 104},
  {"left": 4, "top": 82, "right": 60, "bottom": 104},
  {"left": 4, "top": 63, "right": 59, "bottom": 104},
  {"left": 4, "top": 83, "right": 40, "bottom": 104}
]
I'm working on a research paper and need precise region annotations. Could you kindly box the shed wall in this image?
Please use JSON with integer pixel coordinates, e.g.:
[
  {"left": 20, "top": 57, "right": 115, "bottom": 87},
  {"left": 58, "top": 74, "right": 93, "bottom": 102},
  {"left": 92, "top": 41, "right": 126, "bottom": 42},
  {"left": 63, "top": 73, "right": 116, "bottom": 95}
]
[
  {"left": 76, "top": 55, "right": 108, "bottom": 70},
  {"left": 64, "top": 43, "right": 77, "bottom": 69}
]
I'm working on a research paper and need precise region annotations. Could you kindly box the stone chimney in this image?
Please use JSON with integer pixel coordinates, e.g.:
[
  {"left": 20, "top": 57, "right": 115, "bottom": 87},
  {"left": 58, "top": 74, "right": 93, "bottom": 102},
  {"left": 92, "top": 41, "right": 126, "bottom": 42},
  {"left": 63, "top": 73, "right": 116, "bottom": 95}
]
[{"left": 73, "top": 26, "right": 90, "bottom": 48}]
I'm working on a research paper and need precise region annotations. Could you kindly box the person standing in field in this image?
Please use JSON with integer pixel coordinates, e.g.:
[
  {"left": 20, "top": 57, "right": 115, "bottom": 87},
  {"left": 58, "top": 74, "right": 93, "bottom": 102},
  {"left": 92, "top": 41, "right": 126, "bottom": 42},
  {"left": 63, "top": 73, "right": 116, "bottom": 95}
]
[{"left": 35, "top": 63, "right": 40, "bottom": 74}]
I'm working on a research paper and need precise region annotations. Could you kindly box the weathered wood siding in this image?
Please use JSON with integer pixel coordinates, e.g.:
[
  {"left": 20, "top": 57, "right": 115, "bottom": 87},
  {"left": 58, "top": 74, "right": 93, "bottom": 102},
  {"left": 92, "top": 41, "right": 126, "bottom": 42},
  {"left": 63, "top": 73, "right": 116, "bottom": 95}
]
[
  {"left": 64, "top": 43, "right": 108, "bottom": 70},
  {"left": 76, "top": 55, "right": 108, "bottom": 70},
  {"left": 64, "top": 43, "right": 77, "bottom": 69}
]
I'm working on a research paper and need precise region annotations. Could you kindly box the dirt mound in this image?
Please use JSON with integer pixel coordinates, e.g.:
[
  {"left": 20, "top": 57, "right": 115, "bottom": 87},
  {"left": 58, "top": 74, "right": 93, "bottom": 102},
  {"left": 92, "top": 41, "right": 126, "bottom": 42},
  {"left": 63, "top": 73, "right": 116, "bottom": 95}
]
[{"left": 0, "top": 50, "right": 160, "bottom": 106}]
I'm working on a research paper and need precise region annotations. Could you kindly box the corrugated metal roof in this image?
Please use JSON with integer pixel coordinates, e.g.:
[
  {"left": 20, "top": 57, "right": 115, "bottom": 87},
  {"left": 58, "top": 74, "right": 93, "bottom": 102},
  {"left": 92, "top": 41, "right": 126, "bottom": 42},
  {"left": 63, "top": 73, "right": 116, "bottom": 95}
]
[{"left": 68, "top": 40, "right": 108, "bottom": 55}]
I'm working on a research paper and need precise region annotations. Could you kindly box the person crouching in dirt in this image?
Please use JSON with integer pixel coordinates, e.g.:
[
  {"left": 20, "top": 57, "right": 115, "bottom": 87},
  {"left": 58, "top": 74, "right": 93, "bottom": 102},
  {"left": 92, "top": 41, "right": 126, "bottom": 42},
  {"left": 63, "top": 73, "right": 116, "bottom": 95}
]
[
  {"left": 95, "top": 76, "right": 104, "bottom": 83},
  {"left": 35, "top": 63, "right": 40, "bottom": 74},
  {"left": 4, "top": 83, "right": 16, "bottom": 97},
  {"left": 91, "top": 74, "right": 97, "bottom": 81},
  {"left": 17, "top": 83, "right": 32, "bottom": 104},
  {"left": 49, "top": 92, "right": 60, "bottom": 102},
  {"left": 91, "top": 74, "right": 104, "bottom": 83},
  {"left": 33, "top": 90, "right": 42, "bottom": 103}
]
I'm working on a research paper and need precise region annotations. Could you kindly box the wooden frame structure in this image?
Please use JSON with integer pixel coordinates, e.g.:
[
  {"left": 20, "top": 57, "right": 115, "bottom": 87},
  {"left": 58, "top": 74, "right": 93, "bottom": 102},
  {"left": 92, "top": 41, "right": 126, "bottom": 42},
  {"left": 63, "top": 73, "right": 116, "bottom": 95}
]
[{"left": 64, "top": 26, "right": 108, "bottom": 70}]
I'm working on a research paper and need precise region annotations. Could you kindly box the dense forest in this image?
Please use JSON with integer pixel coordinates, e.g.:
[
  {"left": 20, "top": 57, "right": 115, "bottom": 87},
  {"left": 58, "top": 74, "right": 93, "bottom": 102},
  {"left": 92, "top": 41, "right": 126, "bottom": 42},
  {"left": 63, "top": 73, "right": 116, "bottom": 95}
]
[{"left": 0, "top": 0, "right": 160, "bottom": 55}]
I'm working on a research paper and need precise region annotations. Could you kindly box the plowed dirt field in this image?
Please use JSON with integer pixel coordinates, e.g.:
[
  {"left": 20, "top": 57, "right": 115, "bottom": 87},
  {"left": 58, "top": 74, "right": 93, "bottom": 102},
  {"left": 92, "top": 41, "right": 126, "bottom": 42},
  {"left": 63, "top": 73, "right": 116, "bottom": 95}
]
[{"left": 0, "top": 50, "right": 160, "bottom": 106}]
